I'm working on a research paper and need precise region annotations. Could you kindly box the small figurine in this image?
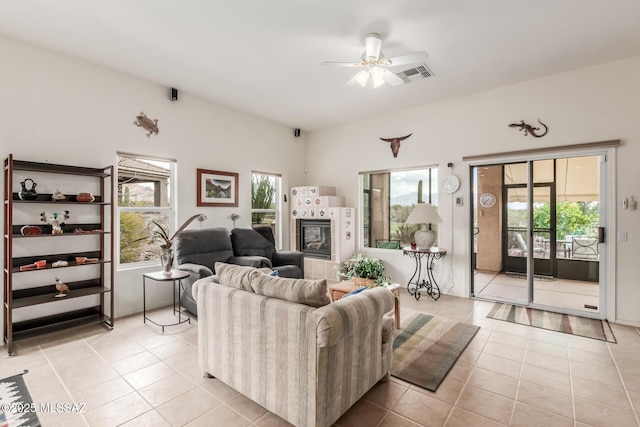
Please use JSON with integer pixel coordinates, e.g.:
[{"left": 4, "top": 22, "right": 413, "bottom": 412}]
[
  {"left": 54, "top": 277, "right": 70, "bottom": 298},
  {"left": 52, "top": 189, "right": 66, "bottom": 201},
  {"left": 41, "top": 211, "right": 70, "bottom": 234}
]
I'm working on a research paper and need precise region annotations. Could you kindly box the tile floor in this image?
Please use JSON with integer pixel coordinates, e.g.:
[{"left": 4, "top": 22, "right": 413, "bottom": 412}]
[
  {"left": 2, "top": 291, "right": 640, "bottom": 426},
  {"left": 474, "top": 271, "right": 599, "bottom": 313}
]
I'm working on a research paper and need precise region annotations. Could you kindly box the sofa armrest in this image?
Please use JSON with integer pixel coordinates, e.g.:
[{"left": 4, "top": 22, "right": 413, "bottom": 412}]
[
  {"left": 178, "top": 263, "right": 213, "bottom": 278},
  {"left": 192, "top": 274, "right": 220, "bottom": 303},
  {"left": 229, "top": 255, "right": 272, "bottom": 269},
  {"left": 314, "top": 287, "right": 394, "bottom": 347},
  {"left": 272, "top": 250, "right": 304, "bottom": 267}
]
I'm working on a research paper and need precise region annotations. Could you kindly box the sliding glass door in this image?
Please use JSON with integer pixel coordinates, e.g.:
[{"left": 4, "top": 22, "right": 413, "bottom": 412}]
[{"left": 471, "top": 154, "right": 605, "bottom": 317}]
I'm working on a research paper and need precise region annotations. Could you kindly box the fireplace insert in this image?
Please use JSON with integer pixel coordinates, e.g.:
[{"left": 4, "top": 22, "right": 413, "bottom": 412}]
[{"left": 299, "top": 219, "right": 331, "bottom": 259}]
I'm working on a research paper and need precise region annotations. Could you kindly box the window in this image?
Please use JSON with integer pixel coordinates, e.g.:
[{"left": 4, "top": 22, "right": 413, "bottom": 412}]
[
  {"left": 117, "top": 154, "right": 176, "bottom": 266},
  {"left": 251, "top": 172, "right": 281, "bottom": 248},
  {"left": 361, "top": 167, "right": 438, "bottom": 249}
]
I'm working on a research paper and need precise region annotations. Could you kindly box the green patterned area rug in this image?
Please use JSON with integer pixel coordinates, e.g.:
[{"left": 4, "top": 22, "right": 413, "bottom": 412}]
[
  {"left": 487, "top": 303, "right": 616, "bottom": 343},
  {"left": 392, "top": 313, "right": 479, "bottom": 392}
]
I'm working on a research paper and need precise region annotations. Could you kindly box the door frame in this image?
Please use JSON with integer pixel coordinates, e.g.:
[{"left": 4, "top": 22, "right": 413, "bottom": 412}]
[{"left": 468, "top": 145, "right": 617, "bottom": 320}]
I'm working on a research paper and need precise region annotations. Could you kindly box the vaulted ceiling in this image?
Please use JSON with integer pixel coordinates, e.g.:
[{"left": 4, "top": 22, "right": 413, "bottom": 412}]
[{"left": 1, "top": 1, "right": 640, "bottom": 131}]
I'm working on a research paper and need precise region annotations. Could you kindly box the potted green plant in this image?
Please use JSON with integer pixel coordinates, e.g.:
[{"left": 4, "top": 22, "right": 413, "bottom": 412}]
[{"left": 334, "top": 253, "right": 390, "bottom": 287}]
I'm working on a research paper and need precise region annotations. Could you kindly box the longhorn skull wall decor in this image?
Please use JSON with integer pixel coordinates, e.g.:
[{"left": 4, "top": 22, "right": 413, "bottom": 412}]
[{"left": 380, "top": 133, "right": 412, "bottom": 158}]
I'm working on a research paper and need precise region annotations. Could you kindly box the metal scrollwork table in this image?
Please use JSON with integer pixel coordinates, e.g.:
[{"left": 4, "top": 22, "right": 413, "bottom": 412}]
[{"left": 402, "top": 246, "right": 447, "bottom": 301}]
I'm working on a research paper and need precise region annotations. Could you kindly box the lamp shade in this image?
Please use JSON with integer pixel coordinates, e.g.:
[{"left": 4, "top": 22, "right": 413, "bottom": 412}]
[
  {"left": 405, "top": 203, "right": 443, "bottom": 248},
  {"left": 405, "top": 203, "right": 443, "bottom": 225}
]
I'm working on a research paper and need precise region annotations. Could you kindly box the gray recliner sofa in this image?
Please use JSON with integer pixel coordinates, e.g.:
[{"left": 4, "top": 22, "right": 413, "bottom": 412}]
[
  {"left": 231, "top": 226, "right": 304, "bottom": 279},
  {"left": 174, "top": 226, "right": 304, "bottom": 315}
]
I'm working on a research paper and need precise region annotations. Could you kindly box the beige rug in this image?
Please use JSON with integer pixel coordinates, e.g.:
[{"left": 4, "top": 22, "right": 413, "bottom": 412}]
[
  {"left": 487, "top": 303, "right": 616, "bottom": 342},
  {"left": 392, "top": 313, "right": 479, "bottom": 392}
]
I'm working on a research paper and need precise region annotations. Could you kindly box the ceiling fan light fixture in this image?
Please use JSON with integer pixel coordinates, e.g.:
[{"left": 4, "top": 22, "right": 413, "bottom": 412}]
[
  {"left": 371, "top": 67, "right": 386, "bottom": 88},
  {"left": 355, "top": 70, "right": 370, "bottom": 87},
  {"left": 325, "top": 33, "right": 428, "bottom": 89}
]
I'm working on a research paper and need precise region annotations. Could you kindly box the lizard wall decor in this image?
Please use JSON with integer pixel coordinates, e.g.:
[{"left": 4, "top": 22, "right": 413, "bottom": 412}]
[
  {"left": 133, "top": 111, "right": 159, "bottom": 138},
  {"left": 508, "top": 119, "right": 548, "bottom": 137}
]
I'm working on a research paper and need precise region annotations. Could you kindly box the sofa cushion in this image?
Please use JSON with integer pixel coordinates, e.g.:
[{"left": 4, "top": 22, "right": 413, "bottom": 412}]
[
  {"left": 175, "top": 227, "right": 235, "bottom": 272},
  {"left": 251, "top": 274, "right": 331, "bottom": 307},
  {"left": 214, "top": 262, "right": 271, "bottom": 292},
  {"left": 231, "top": 228, "right": 276, "bottom": 260}
]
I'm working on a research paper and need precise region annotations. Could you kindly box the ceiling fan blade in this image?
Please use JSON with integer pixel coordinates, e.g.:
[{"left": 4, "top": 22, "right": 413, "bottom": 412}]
[
  {"left": 365, "top": 33, "right": 382, "bottom": 58},
  {"left": 322, "top": 61, "right": 362, "bottom": 67},
  {"left": 382, "top": 69, "right": 404, "bottom": 86},
  {"left": 386, "top": 51, "right": 428, "bottom": 67}
]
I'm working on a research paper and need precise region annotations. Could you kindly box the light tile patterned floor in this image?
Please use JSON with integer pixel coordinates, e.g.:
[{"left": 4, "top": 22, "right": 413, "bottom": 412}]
[{"left": 2, "top": 291, "right": 640, "bottom": 426}]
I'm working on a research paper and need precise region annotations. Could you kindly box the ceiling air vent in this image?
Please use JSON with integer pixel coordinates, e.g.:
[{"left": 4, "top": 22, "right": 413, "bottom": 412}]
[{"left": 396, "top": 64, "right": 434, "bottom": 84}]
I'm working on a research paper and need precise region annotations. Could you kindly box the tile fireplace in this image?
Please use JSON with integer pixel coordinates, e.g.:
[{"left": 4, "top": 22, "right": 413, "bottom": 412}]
[{"left": 289, "top": 186, "right": 355, "bottom": 283}]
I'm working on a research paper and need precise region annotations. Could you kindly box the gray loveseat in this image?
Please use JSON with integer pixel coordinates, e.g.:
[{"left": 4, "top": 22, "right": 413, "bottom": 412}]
[{"left": 174, "top": 227, "right": 304, "bottom": 315}]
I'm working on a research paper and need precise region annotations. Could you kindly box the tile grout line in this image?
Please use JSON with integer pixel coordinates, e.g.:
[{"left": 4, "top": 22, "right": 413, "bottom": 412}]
[
  {"left": 565, "top": 344, "right": 577, "bottom": 425},
  {"left": 81, "top": 325, "right": 179, "bottom": 426},
  {"left": 605, "top": 341, "right": 640, "bottom": 426},
  {"left": 509, "top": 336, "right": 529, "bottom": 427},
  {"left": 38, "top": 341, "right": 91, "bottom": 427}
]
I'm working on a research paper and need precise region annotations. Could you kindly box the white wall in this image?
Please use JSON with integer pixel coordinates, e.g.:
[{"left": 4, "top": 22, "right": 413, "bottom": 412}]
[
  {"left": 0, "top": 35, "right": 307, "bottom": 330},
  {"left": 2, "top": 33, "right": 639, "bottom": 332},
  {"left": 306, "top": 56, "right": 640, "bottom": 326}
]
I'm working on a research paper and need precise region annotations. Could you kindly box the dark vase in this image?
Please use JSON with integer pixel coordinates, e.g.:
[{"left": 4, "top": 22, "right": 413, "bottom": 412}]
[{"left": 18, "top": 178, "right": 38, "bottom": 200}]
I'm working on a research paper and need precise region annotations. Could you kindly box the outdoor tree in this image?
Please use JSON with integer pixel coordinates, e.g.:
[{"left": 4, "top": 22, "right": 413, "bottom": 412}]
[
  {"left": 252, "top": 174, "right": 276, "bottom": 224},
  {"left": 533, "top": 201, "right": 599, "bottom": 239},
  {"left": 119, "top": 211, "right": 147, "bottom": 263}
]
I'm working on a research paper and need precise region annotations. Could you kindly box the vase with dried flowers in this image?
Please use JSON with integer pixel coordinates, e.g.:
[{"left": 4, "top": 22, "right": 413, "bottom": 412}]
[{"left": 143, "top": 213, "right": 205, "bottom": 275}]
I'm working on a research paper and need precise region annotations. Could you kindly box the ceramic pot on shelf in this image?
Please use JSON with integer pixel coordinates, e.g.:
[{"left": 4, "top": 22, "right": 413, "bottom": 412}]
[
  {"left": 76, "top": 192, "right": 95, "bottom": 202},
  {"left": 18, "top": 178, "right": 38, "bottom": 200}
]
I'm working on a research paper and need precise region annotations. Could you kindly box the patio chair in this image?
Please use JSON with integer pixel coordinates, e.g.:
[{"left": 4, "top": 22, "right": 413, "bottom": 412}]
[{"left": 572, "top": 237, "right": 599, "bottom": 260}]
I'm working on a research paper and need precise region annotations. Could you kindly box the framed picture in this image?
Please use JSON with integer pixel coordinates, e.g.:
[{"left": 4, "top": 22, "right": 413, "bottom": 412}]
[{"left": 197, "top": 169, "right": 239, "bottom": 207}]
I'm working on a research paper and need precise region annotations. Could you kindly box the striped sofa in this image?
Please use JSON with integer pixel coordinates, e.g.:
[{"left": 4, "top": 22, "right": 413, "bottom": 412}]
[{"left": 193, "top": 263, "right": 395, "bottom": 427}]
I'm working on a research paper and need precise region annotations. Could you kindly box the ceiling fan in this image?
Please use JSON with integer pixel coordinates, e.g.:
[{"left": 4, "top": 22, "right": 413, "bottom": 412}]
[{"left": 323, "top": 33, "right": 429, "bottom": 88}]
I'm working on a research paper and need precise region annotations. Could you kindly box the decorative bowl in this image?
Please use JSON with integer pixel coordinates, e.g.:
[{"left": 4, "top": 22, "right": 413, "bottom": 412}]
[
  {"left": 76, "top": 193, "right": 95, "bottom": 202},
  {"left": 21, "top": 225, "right": 42, "bottom": 236}
]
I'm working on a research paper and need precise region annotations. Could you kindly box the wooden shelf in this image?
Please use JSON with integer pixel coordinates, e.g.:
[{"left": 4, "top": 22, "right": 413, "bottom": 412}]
[
  {"left": 11, "top": 159, "right": 111, "bottom": 177},
  {"left": 12, "top": 279, "right": 109, "bottom": 308},
  {"left": 11, "top": 192, "right": 107, "bottom": 203},
  {"left": 4, "top": 154, "right": 115, "bottom": 355},
  {"left": 12, "top": 251, "right": 104, "bottom": 273},
  {"left": 11, "top": 307, "right": 112, "bottom": 343},
  {"left": 12, "top": 223, "right": 106, "bottom": 237}
]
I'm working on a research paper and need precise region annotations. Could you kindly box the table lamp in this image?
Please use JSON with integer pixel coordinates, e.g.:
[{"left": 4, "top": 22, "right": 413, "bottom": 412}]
[{"left": 405, "top": 202, "right": 443, "bottom": 248}]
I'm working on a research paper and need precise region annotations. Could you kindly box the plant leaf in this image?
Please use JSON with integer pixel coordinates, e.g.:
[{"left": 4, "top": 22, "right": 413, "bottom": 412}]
[{"left": 170, "top": 214, "right": 204, "bottom": 241}]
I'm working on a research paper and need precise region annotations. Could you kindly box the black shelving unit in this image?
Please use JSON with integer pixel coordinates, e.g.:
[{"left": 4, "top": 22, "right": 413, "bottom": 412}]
[{"left": 3, "top": 154, "right": 114, "bottom": 355}]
